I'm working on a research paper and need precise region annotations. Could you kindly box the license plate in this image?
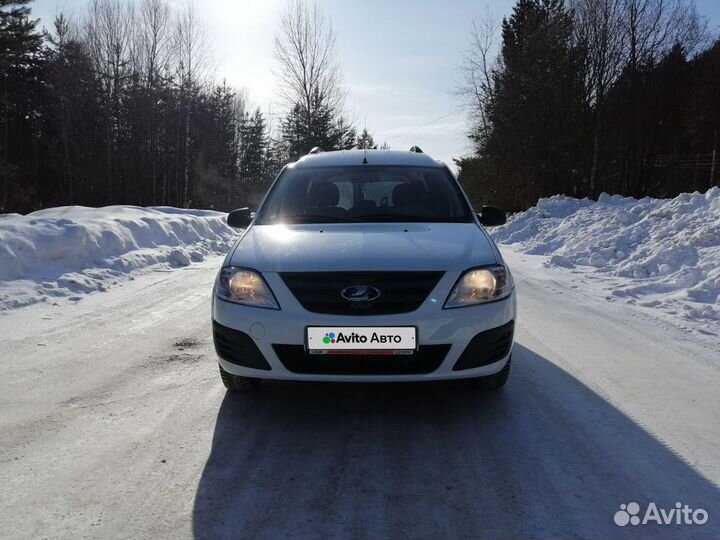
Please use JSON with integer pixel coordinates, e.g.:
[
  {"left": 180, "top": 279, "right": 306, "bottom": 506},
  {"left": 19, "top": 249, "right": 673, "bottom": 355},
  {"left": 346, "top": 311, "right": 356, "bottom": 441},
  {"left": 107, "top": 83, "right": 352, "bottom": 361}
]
[{"left": 306, "top": 326, "right": 416, "bottom": 354}]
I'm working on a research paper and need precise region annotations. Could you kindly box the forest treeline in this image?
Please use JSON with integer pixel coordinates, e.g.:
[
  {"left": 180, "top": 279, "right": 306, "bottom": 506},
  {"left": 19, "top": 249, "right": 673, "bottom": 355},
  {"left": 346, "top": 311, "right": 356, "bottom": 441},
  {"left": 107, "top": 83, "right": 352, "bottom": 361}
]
[
  {"left": 0, "top": 0, "right": 372, "bottom": 213},
  {"left": 3, "top": 0, "right": 720, "bottom": 214},
  {"left": 457, "top": 0, "right": 720, "bottom": 211}
]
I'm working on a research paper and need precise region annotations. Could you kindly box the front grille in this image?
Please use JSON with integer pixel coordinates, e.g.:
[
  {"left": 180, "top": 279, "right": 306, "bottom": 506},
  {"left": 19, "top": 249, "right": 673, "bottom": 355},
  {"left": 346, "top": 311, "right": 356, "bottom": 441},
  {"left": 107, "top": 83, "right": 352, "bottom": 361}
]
[
  {"left": 452, "top": 320, "right": 514, "bottom": 371},
  {"left": 273, "top": 344, "right": 451, "bottom": 375},
  {"left": 213, "top": 321, "right": 271, "bottom": 370},
  {"left": 279, "top": 271, "right": 444, "bottom": 315}
]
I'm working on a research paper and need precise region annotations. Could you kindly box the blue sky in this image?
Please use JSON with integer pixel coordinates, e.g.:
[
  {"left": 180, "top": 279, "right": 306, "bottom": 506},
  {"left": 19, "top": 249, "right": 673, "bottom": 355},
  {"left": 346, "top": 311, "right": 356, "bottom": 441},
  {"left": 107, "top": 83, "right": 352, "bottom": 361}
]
[{"left": 29, "top": 0, "right": 720, "bottom": 169}]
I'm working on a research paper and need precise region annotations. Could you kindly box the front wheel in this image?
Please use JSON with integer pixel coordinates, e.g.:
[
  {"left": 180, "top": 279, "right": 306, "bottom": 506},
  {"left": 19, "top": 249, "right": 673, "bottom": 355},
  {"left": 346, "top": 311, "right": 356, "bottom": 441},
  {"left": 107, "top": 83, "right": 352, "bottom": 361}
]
[
  {"left": 219, "top": 364, "right": 262, "bottom": 391},
  {"left": 472, "top": 356, "right": 511, "bottom": 390}
]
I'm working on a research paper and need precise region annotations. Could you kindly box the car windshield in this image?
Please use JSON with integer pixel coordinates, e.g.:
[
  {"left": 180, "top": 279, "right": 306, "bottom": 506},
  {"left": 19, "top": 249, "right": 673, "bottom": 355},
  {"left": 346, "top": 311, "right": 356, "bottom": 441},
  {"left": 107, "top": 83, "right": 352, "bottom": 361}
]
[{"left": 256, "top": 165, "right": 473, "bottom": 224}]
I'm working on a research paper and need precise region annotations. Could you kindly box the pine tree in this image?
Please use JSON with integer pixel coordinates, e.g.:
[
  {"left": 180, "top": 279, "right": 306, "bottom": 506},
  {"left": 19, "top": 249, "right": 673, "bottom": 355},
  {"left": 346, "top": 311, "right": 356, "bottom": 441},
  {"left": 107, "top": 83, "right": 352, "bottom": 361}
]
[
  {"left": 265, "top": 137, "right": 289, "bottom": 184},
  {"left": 280, "top": 96, "right": 358, "bottom": 158},
  {"left": 334, "top": 116, "right": 356, "bottom": 150},
  {"left": 306, "top": 92, "right": 337, "bottom": 151},
  {"left": 239, "top": 108, "right": 269, "bottom": 187},
  {"left": 42, "top": 14, "right": 106, "bottom": 207},
  {"left": 0, "top": 1, "right": 42, "bottom": 65},
  {"left": 211, "top": 82, "right": 239, "bottom": 180},
  {"left": 483, "top": 0, "right": 587, "bottom": 208},
  {"left": 0, "top": 0, "right": 44, "bottom": 211},
  {"left": 686, "top": 41, "right": 720, "bottom": 190},
  {"left": 356, "top": 128, "right": 375, "bottom": 149},
  {"left": 281, "top": 103, "right": 308, "bottom": 160}
]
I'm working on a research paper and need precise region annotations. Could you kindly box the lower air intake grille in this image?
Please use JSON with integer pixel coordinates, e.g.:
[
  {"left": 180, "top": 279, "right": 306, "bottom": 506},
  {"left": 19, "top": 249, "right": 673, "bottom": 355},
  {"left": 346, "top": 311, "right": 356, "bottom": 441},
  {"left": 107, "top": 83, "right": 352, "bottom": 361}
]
[
  {"left": 213, "top": 321, "right": 271, "bottom": 371},
  {"left": 273, "top": 344, "right": 451, "bottom": 375},
  {"left": 452, "top": 320, "right": 514, "bottom": 371}
]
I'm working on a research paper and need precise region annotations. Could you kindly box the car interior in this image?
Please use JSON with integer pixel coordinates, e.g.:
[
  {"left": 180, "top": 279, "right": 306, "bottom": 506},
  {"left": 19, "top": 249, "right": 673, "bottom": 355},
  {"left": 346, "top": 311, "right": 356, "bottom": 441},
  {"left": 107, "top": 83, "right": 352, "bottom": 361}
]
[{"left": 266, "top": 167, "right": 469, "bottom": 222}]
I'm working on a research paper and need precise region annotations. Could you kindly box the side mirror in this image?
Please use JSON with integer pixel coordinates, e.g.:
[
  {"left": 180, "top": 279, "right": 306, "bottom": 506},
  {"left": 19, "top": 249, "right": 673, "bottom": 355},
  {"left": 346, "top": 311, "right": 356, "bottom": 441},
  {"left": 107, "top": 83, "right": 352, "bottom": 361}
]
[
  {"left": 478, "top": 206, "right": 506, "bottom": 226},
  {"left": 227, "top": 207, "right": 253, "bottom": 228}
]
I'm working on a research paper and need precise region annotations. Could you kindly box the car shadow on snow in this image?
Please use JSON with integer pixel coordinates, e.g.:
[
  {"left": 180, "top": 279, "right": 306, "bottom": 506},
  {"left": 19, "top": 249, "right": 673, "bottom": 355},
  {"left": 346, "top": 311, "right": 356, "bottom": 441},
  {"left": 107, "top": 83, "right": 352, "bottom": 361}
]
[{"left": 192, "top": 344, "right": 720, "bottom": 540}]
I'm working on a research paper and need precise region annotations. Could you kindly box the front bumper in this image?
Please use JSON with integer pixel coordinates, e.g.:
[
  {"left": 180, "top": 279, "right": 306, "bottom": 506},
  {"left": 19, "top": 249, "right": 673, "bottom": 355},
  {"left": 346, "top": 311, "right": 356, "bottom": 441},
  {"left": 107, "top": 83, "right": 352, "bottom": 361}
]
[{"left": 212, "top": 281, "right": 516, "bottom": 382}]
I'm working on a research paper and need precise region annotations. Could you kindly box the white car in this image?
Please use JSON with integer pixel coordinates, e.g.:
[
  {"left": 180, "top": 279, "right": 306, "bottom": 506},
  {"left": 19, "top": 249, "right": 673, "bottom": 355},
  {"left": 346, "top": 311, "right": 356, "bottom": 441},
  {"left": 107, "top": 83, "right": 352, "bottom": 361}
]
[{"left": 212, "top": 148, "right": 516, "bottom": 389}]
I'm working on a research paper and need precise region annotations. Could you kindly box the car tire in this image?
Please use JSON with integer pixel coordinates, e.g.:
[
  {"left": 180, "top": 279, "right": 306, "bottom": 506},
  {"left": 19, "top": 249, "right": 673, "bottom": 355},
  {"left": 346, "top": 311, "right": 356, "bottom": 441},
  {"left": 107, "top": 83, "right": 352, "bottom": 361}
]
[
  {"left": 219, "top": 364, "right": 262, "bottom": 391},
  {"left": 473, "top": 355, "right": 511, "bottom": 390}
]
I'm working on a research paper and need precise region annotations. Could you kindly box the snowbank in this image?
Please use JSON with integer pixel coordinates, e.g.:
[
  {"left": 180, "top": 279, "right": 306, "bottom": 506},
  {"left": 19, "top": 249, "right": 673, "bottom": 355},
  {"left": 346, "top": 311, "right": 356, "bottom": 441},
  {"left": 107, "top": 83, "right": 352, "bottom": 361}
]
[
  {"left": 0, "top": 206, "right": 236, "bottom": 310},
  {"left": 492, "top": 188, "right": 720, "bottom": 327}
]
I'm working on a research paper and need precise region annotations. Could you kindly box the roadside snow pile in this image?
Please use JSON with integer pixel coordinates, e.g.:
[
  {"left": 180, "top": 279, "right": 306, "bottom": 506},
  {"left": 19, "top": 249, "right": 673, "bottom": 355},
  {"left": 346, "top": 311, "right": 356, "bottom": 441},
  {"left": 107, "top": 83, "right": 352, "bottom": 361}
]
[
  {"left": 0, "top": 206, "right": 235, "bottom": 310},
  {"left": 492, "top": 188, "right": 720, "bottom": 325}
]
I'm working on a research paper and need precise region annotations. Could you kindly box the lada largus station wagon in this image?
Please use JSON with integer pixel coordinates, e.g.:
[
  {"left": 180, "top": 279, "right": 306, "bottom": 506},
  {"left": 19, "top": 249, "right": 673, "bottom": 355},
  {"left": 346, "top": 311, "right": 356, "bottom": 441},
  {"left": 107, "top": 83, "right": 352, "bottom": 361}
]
[{"left": 212, "top": 147, "right": 516, "bottom": 390}]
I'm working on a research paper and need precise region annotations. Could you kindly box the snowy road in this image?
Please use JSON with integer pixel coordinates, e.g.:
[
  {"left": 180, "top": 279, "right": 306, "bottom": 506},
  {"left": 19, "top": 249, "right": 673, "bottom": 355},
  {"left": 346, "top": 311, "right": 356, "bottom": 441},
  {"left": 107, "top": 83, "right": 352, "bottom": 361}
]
[{"left": 1, "top": 250, "right": 719, "bottom": 540}]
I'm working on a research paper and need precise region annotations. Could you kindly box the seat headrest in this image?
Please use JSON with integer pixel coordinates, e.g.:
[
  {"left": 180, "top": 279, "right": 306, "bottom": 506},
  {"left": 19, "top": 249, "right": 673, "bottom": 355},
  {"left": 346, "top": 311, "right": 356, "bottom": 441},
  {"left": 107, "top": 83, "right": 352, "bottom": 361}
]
[
  {"left": 307, "top": 181, "right": 339, "bottom": 207},
  {"left": 392, "top": 183, "right": 426, "bottom": 207},
  {"left": 355, "top": 199, "right": 377, "bottom": 210}
]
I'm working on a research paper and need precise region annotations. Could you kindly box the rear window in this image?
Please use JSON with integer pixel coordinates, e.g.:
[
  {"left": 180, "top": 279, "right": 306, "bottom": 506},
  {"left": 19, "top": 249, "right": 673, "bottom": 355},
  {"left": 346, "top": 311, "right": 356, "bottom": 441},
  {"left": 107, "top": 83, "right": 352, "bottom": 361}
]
[{"left": 256, "top": 166, "right": 472, "bottom": 224}]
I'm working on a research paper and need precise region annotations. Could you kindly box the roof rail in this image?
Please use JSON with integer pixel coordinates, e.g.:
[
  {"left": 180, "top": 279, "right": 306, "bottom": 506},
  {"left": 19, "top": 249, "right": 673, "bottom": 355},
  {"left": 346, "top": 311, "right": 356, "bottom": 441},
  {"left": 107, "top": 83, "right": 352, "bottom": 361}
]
[
  {"left": 409, "top": 146, "right": 423, "bottom": 153},
  {"left": 308, "top": 146, "right": 324, "bottom": 154}
]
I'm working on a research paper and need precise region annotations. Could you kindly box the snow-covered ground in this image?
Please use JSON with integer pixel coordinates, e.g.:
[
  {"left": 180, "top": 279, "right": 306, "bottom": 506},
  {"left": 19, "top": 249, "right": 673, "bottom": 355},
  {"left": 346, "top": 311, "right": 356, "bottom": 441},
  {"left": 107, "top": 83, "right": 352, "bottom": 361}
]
[
  {"left": 1, "top": 199, "right": 719, "bottom": 538},
  {"left": 1, "top": 245, "right": 719, "bottom": 539},
  {"left": 492, "top": 188, "right": 720, "bottom": 341},
  {"left": 0, "top": 206, "right": 235, "bottom": 310}
]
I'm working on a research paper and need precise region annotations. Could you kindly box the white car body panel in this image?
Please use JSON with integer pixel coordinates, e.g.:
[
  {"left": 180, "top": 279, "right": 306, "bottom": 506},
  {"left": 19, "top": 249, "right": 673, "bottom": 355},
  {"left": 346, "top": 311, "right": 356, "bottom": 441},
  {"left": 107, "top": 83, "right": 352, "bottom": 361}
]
[
  {"left": 213, "top": 275, "right": 516, "bottom": 381},
  {"left": 228, "top": 223, "right": 499, "bottom": 272},
  {"left": 213, "top": 149, "right": 516, "bottom": 382}
]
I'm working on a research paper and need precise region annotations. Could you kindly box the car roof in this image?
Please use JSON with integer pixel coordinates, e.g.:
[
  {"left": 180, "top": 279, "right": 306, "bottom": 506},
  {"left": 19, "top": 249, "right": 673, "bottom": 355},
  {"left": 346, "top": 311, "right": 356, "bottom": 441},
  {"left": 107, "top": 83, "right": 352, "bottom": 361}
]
[{"left": 290, "top": 149, "right": 445, "bottom": 169}]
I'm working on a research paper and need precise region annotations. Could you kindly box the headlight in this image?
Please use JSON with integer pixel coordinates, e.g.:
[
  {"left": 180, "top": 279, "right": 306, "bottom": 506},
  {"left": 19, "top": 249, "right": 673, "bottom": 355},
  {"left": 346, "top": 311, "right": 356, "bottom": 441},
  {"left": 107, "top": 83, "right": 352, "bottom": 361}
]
[
  {"left": 216, "top": 267, "right": 280, "bottom": 309},
  {"left": 444, "top": 265, "right": 513, "bottom": 308}
]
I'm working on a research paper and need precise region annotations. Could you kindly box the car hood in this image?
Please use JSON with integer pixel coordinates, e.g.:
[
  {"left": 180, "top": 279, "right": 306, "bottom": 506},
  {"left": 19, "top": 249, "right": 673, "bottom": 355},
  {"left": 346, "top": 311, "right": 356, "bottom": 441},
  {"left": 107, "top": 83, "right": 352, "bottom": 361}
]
[{"left": 228, "top": 223, "right": 499, "bottom": 272}]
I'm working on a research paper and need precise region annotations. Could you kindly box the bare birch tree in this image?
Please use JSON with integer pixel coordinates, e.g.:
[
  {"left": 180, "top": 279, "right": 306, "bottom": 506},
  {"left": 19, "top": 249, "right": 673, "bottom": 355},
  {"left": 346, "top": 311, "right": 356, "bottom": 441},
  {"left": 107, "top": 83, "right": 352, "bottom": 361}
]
[
  {"left": 273, "top": 0, "right": 345, "bottom": 127},
  {"left": 50, "top": 14, "right": 78, "bottom": 203},
  {"left": 571, "top": 0, "right": 707, "bottom": 193},
  {"left": 621, "top": 0, "right": 708, "bottom": 193},
  {"left": 457, "top": 10, "right": 500, "bottom": 148},
  {"left": 173, "top": 1, "right": 209, "bottom": 206},
  {"left": 85, "top": 0, "right": 135, "bottom": 201},
  {"left": 135, "top": 0, "right": 171, "bottom": 203},
  {"left": 137, "top": 0, "right": 171, "bottom": 88},
  {"left": 623, "top": 0, "right": 707, "bottom": 71},
  {"left": 571, "top": 0, "right": 626, "bottom": 192}
]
